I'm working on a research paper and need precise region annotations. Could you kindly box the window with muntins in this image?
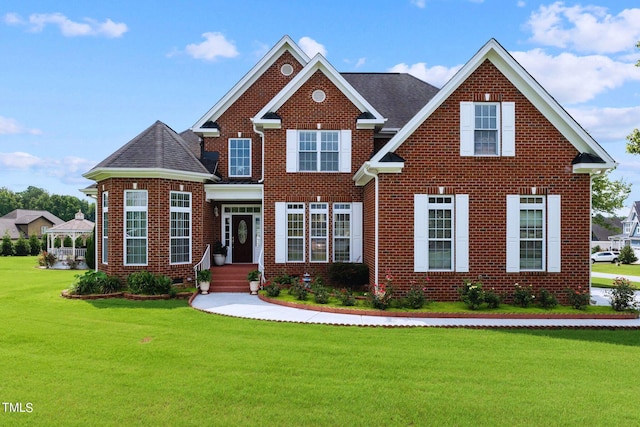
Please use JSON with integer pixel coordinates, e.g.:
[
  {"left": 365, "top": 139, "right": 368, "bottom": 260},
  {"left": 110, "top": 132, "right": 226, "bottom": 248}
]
[
  {"left": 519, "top": 197, "right": 544, "bottom": 270},
  {"left": 287, "top": 203, "right": 305, "bottom": 262},
  {"left": 102, "top": 192, "right": 108, "bottom": 264},
  {"left": 474, "top": 103, "right": 499, "bottom": 155},
  {"left": 170, "top": 192, "right": 191, "bottom": 264},
  {"left": 298, "top": 131, "right": 339, "bottom": 171},
  {"left": 124, "top": 190, "right": 147, "bottom": 265},
  {"left": 333, "top": 203, "right": 351, "bottom": 262},
  {"left": 460, "top": 101, "right": 515, "bottom": 157},
  {"left": 229, "top": 138, "right": 251, "bottom": 177},
  {"left": 428, "top": 196, "right": 454, "bottom": 270},
  {"left": 310, "top": 203, "right": 328, "bottom": 262}
]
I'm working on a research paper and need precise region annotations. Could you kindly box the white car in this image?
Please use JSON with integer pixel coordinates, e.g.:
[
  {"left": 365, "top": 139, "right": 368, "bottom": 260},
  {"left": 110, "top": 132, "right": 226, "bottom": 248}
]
[{"left": 591, "top": 251, "right": 619, "bottom": 263}]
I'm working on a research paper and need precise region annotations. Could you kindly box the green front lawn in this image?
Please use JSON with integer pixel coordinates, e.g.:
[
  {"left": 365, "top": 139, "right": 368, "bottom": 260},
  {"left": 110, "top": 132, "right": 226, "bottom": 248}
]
[
  {"left": 591, "top": 262, "right": 640, "bottom": 288},
  {"left": 1, "top": 257, "right": 639, "bottom": 426}
]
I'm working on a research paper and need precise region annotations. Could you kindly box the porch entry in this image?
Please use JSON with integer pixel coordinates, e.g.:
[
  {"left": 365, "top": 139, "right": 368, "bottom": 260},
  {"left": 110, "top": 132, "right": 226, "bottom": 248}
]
[{"left": 222, "top": 205, "right": 262, "bottom": 264}]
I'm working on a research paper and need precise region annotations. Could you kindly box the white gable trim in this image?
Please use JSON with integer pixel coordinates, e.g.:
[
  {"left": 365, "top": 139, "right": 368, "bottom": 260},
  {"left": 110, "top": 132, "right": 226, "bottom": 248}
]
[
  {"left": 252, "top": 54, "right": 386, "bottom": 128},
  {"left": 83, "top": 167, "right": 215, "bottom": 183},
  {"left": 358, "top": 38, "right": 616, "bottom": 185},
  {"left": 191, "top": 36, "right": 310, "bottom": 132}
]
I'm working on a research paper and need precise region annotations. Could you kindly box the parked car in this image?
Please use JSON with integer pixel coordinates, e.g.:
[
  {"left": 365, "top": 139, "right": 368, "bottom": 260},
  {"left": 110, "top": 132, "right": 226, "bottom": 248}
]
[{"left": 591, "top": 251, "right": 619, "bottom": 263}]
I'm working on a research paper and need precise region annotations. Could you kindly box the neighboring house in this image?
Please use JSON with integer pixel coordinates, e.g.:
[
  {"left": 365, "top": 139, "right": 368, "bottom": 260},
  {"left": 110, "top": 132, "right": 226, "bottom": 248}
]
[
  {"left": 591, "top": 217, "right": 622, "bottom": 251},
  {"left": 82, "top": 36, "right": 616, "bottom": 301},
  {"left": 0, "top": 209, "right": 64, "bottom": 240},
  {"left": 608, "top": 202, "right": 640, "bottom": 255}
]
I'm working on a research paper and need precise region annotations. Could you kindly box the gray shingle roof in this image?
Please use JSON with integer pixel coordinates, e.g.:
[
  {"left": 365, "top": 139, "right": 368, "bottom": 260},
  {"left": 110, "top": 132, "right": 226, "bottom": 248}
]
[
  {"left": 90, "top": 120, "right": 210, "bottom": 174},
  {"left": 341, "top": 73, "right": 439, "bottom": 130},
  {"left": 0, "top": 209, "right": 64, "bottom": 239}
]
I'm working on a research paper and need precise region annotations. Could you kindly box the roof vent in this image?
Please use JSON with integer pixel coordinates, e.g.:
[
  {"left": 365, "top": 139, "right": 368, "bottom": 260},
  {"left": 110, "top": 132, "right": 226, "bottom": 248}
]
[
  {"left": 312, "top": 89, "right": 326, "bottom": 103},
  {"left": 281, "top": 63, "right": 294, "bottom": 76}
]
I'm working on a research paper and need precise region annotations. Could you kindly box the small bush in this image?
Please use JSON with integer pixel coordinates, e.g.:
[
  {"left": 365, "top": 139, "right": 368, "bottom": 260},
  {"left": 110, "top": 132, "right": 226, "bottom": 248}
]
[
  {"left": 459, "top": 280, "right": 485, "bottom": 310},
  {"left": 127, "top": 271, "right": 156, "bottom": 295},
  {"left": 288, "top": 278, "right": 308, "bottom": 301},
  {"left": 313, "top": 285, "right": 330, "bottom": 304},
  {"left": 100, "top": 275, "right": 123, "bottom": 294},
  {"left": 484, "top": 288, "right": 501, "bottom": 309},
  {"left": 405, "top": 285, "right": 427, "bottom": 309},
  {"left": 566, "top": 285, "right": 590, "bottom": 310},
  {"left": 618, "top": 246, "right": 638, "bottom": 265},
  {"left": 328, "top": 263, "right": 369, "bottom": 290},
  {"left": 272, "top": 273, "right": 294, "bottom": 287},
  {"left": 1, "top": 231, "right": 13, "bottom": 256},
  {"left": 153, "top": 274, "right": 173, "bottom": 295},
  {"left": 513, "top": 283, "right": 535, "bottom": 308},
  {"left": 338, "top": 288, "right": 356, "bottom": 306},
  {"left": 38, "top": 251, "right": 56, "bottom": 268},
  {"left": 537, "top": 288, "right": 558, "bottom": 309},
  {"left": 591, "top": 245, "right": 601, "bottom": 254},
  {"left": 264, "top": 282, "right": 281, "bottom": 297},
  {"left": 607, "top": 277, "right": 639, "bottom": 311},
  {"left": 71, "top": 271, "right": 104, "bottom": 295},
  {"left": 14, "top": 236, "right": 30, "bottom": 256},
  {"left": 29, "top": 234, "right": 40, "bottom": 256}
]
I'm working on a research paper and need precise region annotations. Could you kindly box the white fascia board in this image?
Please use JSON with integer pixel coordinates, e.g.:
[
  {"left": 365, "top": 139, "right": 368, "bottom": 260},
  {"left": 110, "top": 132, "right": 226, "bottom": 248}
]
[
  {"left": 79, "top": 186, "right": 97, "bottom": 197},
  {"left": 356, "top": 119, "right": 383, "bottom": 130},
  {"left": 83, "top": 168, "right": 216, "bottom": 183},
  {"left": 251, "top": 118, "right": 281, "bottom": 129},
  {"left": 205, "top": 183, "right": 263, "bottom": 201},
  {"left": 370, "top": 38, "right": 616, "bottom": 167},
  {"left": 253, "top": 54, "right": 386, "bottom": 127},
  {"left": 572, "top": 162, "right": 617, "bottom": 174},
  {"left": 191, "top": 36, "right": 310, "bottom": 131},
  {"left": 353, "top": 161, "right": 404, "bottom": 186},
  {"left": 192, "top": 127, "right": 220, "bottom": 138}
]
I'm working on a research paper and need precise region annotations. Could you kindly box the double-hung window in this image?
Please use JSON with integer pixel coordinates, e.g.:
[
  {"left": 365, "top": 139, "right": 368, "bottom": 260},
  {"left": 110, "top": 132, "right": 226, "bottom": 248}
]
[
  {"left": 229, "top": 138, "right": 251, "bottom": 177},
  {"left": 298, "top": 131, "right": 339, "bottom": 171},
  {"left": 170, "top": 192, "right": 191, "bottom": 264},
  {"left": 286, "top": 203, "right": 305, "bottom": 262},
  {"left": 506, "top": 195, "right": 561, "bottom": 273},
  {"left": 102, "top": 192, "right": 108, "bottom": 264},
  {"left": 460, "top": 101, "right": 515, "bottom": 156},
  {"left": 333, "top": 203, "right": 351, "bottom": 262},
  {"left": 310, "top": 203, "right": 328, "bottom": 262},
  {"left": 414, "top": 194, "right": 469, "bottom": 272},
  {"left": 124, "top": 190, "right": 147, "bottom": 265}
]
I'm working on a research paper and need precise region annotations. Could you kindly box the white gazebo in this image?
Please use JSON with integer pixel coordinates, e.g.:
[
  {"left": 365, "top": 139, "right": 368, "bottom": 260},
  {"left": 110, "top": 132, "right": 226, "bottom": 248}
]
[{"left": 46, "top": 211, "right": 94, "bottom": 269}]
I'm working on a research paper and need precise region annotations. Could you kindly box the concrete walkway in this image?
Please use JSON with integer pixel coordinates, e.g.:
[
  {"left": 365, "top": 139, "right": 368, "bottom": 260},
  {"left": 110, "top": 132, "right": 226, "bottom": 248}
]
[{"left": 191, "top": 287, "right": 640, "bottom": 329}]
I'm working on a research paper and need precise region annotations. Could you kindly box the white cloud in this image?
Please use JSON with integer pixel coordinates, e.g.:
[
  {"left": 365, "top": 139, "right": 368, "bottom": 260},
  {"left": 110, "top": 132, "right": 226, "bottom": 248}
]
[
  {"left": 298, "top": 37, "right": 327, "bottom": 58},
  {"left": 512, "top": 49, "right": 640, "bottom": 104},
  {"left": 355, "top": 57, "right": 366, "bottom": 68},
  {"left": 517, "top": 1, "right": 526, "bottom": 7},
  {"left": 411, "top": 0, "right": 426, "bottom": 8},
  {"left": 4, "top": 12, "right": 128, "bottom": 38},
  {"left": 0, "top": 152, "right": 44, "bottom": 169},
  {"left": 388, "top": 62, "right": 461, "bottom": 87},
  {"left": 526, "top": 2, "right": 640, "bottom": 54},
  {"left": 0, "top": 117, "right": 41, "bottom": 135},
  {"left": 0, "top": 152, "right": 96, "bottom": 185},
  {"left": 185, "top": 32, "right": 239, "bottom": 61},
  {"left": 568, "top": 106, "right": 640, "bottom": 142}
]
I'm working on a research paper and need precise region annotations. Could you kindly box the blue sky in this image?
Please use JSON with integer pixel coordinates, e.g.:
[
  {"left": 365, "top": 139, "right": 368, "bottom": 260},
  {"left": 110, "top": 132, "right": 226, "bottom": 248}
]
[{"left": 2, "top": 0, "right": 640, "bottom": 211}]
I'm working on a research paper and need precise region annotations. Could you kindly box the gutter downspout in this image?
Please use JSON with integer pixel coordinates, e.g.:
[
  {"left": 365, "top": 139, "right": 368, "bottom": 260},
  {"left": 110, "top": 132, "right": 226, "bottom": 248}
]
[
  {"left": 361, "top": 164, "right": 379, "bottom": 287},
  {"left": 253, "top": 121, "right": 266, "bottom": 278}
]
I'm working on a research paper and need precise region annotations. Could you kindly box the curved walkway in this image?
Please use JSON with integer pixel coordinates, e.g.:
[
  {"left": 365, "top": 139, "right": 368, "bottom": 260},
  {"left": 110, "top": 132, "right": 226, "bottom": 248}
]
[{"left": 191, "top": 287, "right": 640, "bottom": 329}]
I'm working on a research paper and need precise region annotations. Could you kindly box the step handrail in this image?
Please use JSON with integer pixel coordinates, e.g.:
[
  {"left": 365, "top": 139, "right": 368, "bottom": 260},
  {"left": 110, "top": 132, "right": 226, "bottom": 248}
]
[{"left": 194, "top": 244, "right": 211, "bottom": 279}]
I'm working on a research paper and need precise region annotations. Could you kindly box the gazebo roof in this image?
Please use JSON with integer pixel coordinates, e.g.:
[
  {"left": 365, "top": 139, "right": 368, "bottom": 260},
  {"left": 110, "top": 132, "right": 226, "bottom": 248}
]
[{"left": 46, "top": 211, "right": 94, "bottom": 234}]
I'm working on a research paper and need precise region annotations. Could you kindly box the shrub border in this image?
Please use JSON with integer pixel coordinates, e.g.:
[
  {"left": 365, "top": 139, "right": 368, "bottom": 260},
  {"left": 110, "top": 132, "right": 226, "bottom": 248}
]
[{"left": 61, "top": 290, "right": 195, "bottom": 300}]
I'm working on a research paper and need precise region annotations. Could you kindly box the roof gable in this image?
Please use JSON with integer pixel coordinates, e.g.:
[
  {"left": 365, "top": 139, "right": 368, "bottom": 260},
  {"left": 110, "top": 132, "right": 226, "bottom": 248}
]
[
  {"left": 252, "top": 54, "right": 386, "bottom": 129},
  {"left": 356, "top": 38, "right": 616, "bottom": 185},
  {"left": 84, "top": 120, "right": 212, "bottom": 182},
  {"left": 192, "top": 35, "right": 310, "bottom": 132}
]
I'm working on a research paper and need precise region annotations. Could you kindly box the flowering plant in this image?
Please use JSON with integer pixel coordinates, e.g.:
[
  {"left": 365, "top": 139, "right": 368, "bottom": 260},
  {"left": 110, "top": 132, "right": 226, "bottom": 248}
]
[
  {"left": 370, "top": 272, "right": 394, "bottom": 310},
  {"left": 566, "top": 285, "right": 590, "bottom": 310},
  {"left": 405, "top": 277, "right": 430, "bottom": 309},
  {"left": 607, "top": 277, "right": 639, "bottom": 311},
  {"left": 513, "top": 283, "right": 535, "bottom": 308},
  {"left": 459, "top": 280, "right": 485, "bottom": 310},
  {"left": 263, "top": 281, "right": 281, "bottom": 297}
]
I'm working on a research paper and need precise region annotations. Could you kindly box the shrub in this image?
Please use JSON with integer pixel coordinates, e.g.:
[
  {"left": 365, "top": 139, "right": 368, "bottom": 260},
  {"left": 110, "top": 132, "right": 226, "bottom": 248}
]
[
  {"left": 63, "top": 236, "right": 73, "bottom": 248},
  {"left": 618, "top": 246, "right": 638, "bottom": 264},
  {"left": 100, "top": 275, "right": 123, "bottom": 294},
  {"left": 70, "top": 271, "right": 105, "bottom": 295},
  {"left": 1, "top": 231, "right": 13, "bottom": 256},
  {"left": 484, "top": 288, "right": 501, "bottom": 309},
  {"left": 591, "top": 245, "right": 601, "bottom": 254},
  {"left": 264, "top": 282, "right": 281, "bottom": 297},
  {"left": 153, "top": 274, "right": 173, "bottom": 295},
  {"left": 537, "top": 288, "right": 558, "bottom": 309},
  {"left": 607, "top": 277, "right": 639, "bottom": 311},
  {"left": 566, "top": 285, "right": 590, "bottom": 310},
  {"left": 328, "top": 262, "right": 369, "bottom": 290},
  {"left": 272, "top": 273, "right": 294, "bottom": 288},
  {"left": 66, "top": 257, "right": 79, "bottom": 270},
  {"left": 85, "top": 228, "right": 95, "bottom": 269},
  {"left": 197, "top": 269, "right": 211, "bottom": 283},
  {"left": 338, "top": 288, "right": 356, "bottom": 306},
  {"left": 14, "top": 236, "right": 30, "bottom": 256},
  {"left": 127, "top": 271, "right": 156, "bottom": 294},
  {"left": 405, "top": 285, "right": 427, "bottom": 309},
  {"left": 29, "top": 234, "right": 40, "bottom": 256},
  {"left": 313, "top": 285, "right": 330, "bottom": 304},
  {"left": 513, "top": 283, "right": 535, "bottom": 308},
  {"left": 38, "top": 251, "right": 56, "bottom": 268},
  {"left": 370, "top": 273, "right": 394, "bottom": 310},
  {"left": 288, "top": 278, "right": 308, "bottom": 301},
  {"left": 459, "top": 280, "right": 485, "bottom": 310}
]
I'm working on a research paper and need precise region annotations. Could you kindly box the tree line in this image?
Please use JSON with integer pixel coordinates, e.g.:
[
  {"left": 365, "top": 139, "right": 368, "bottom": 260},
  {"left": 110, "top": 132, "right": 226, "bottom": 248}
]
[{"left": 0, "top": 186, "right": 95, "bottom": 222}]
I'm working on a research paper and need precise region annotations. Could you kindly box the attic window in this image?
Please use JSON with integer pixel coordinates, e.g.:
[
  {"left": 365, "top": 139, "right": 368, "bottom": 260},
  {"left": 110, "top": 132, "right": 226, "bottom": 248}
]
[
  {"left": 312, "top": 90, "right": 326, "bottom": 103},
  {"left": 281, "top": 63, "right": 294, "bottom": 76}
]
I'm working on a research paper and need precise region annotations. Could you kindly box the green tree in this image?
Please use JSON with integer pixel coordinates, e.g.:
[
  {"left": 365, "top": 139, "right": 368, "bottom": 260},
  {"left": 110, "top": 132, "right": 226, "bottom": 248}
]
[
  {"left": 29, "top": 234, "right": 41, "bottom": 256},
  {"left": 618, "top": 245, "right": 638, "bottom": 264},
  {"left": 17, "top": 186, "right": 51, "bottom": 212},
  {"left": 592, "top": 170, "right": 631, "bottom": 227},
  {"left": 14, "top": 236, "right": 30, "bottom": 256},
  {"left": 85, "top": 227, "right": 95, "bottom": 270},
  {"left": 1, "top": 231, "right": 13, "bottom": 256},
  {"left": 0, "top": 187, "right": 21, "bottom": 216},
  {"left": 627, "top": 42, "right": 640, "bottom": 155},
  {"left": 63, "top": 236, "right": 73, "bottom": 248}
]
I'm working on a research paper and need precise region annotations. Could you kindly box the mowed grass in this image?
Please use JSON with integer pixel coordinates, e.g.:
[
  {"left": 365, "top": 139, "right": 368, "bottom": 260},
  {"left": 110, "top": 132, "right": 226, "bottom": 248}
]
[
  {"left": 1, "top": 257, "right": 640, "bottom": 426},
  {"left": 591, "top": 262, "right": 640, "bottom": 288}
]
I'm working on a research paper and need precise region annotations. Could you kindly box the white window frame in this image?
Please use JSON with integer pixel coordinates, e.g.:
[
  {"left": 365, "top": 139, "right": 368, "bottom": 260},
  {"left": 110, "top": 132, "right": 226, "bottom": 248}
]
[
  {"left": 124, "top": 190, "right": 148, "bottom": 266},
  {"left": 414, "top": 194, "right": 469, "bottom": 273},
  {"left": 298, "top": 130, "right": 339, "bottom": 172},
  {"left": 310, "top": 203, "right": 328, "bottom": 262},
  {"left": 286, "top": 203, "right": 305, "bottom": 263},
  {"left": 333, "top": 203, "right": 351, "bottom": 263},
  {"left": 102, "top": 192, "right": 108, "bottom": 265},
  {"left": 228, "top": 138, "right": 251, "bottom": 177},
  {"left": 170, "top": 191, "right": 191, "bottom": 265},
  {"left": 460, "top": 101, "right": 515, "bottom": 157},
  {"left": 519, "top": 196, "right": 545, "bottom": 271},
  {"left": 427, "top": 196, "right": 455, "bottom": 271},
  {"left": 286, "top": 129, "right": 351, "bottom": 173},
  {"left": 506, "top": 195, "right": 561, "bottom": 273}
]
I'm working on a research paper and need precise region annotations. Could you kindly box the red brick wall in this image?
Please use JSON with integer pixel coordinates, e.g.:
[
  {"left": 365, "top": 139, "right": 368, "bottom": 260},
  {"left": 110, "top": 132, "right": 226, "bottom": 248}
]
[
  {"left": 203, "top": 51, "right": 305, "bottom": 181},
  {"left": 374, "top": 60, "right": 591, "bottom": 302},
  {"left": 261, "top": 70, "right": 372, "bottom": 280},
  {"left": 95, "top": 178, "right": 208, "bottom": 284}
]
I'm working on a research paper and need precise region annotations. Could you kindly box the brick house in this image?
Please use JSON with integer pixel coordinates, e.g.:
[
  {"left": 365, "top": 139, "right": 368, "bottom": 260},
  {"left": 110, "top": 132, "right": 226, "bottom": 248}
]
[{"left": 82, "top": 36, "right": 615, "bottom": 300}]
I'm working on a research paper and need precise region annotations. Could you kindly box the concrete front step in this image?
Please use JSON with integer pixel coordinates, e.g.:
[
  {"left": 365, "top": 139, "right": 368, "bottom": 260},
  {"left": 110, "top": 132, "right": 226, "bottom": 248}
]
[{"left": 209, "top": 264, "right": 257, "bottom": 293}]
